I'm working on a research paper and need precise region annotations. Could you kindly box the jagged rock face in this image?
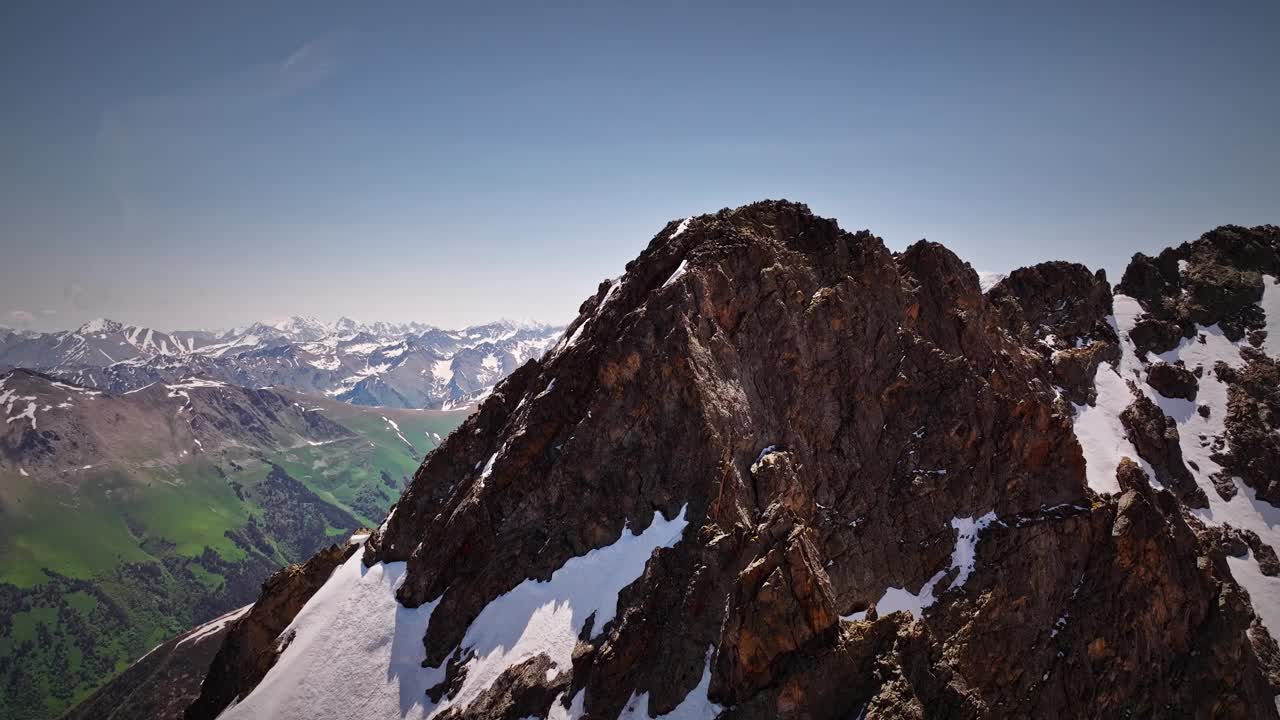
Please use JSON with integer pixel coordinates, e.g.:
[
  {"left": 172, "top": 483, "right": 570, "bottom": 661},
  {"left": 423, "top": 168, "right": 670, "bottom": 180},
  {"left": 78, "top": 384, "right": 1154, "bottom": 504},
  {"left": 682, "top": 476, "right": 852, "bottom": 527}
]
[
  {"left": 1118, "top": 224, "right": 1280, "bottom": 351},
  {"left": 343, "top": 202, "right": 1274, "bottom": 717},
  {"left": 1146, "top": 360, "right": 1199, "bottom": 400},
  {"left": 1119, "top": 392, "right": 1208, "bottom": 507},
  {"left": 986, "top": 261, "right": 1118, "bottom": 404},
  {"left": 1212, "top": 348, "right": 1280, "bottom": 504},
  {"left": 193, "top": 203, "right": 1280, "bottom": 720},
  {"left": 371, "top": 202, "right": 1079, "bottom": 661}
]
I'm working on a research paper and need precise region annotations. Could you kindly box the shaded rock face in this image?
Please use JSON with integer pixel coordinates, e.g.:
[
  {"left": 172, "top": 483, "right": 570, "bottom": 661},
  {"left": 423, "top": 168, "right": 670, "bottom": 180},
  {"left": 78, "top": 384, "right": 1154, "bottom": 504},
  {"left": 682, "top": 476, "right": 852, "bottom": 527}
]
[
  {"left": 1198, "top": 523, "right": 1280, "bottom": 578},
  {"left": 1212, "top": 348, "right": 1280, "bottom": 505},
  {"left": 986, "top": 261, "right": 1118, "bottom": 404},
  {"left": 1146, "top": 361, "right": 1199, "bottom": 400},
  {"left": 190, "top": 203, "right": 1280, "bottom": 720},
  {"left": 184, "top": 543, "right": 356, "bottom": 720},
  {"left": 1119, "top": 393, "right": 1208, "bottom": 507},
  {"left": 369, "top": 204, "right": 1089, "bottom": 690}
]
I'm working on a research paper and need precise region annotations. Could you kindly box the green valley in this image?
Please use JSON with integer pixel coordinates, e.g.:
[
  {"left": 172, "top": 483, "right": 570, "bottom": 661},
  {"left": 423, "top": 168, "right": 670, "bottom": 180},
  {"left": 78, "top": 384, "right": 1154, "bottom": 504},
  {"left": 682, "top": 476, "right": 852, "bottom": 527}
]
[{"left": 0, "top": 370, "right": 467, "bottom": 720}]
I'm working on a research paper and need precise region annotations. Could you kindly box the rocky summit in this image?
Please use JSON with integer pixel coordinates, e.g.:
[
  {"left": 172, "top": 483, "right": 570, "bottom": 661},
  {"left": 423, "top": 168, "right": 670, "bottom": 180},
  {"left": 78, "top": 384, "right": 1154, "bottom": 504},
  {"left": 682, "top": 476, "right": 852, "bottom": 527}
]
[{"left": 87, "top": 201, "right": 1280, "bottom": 719}]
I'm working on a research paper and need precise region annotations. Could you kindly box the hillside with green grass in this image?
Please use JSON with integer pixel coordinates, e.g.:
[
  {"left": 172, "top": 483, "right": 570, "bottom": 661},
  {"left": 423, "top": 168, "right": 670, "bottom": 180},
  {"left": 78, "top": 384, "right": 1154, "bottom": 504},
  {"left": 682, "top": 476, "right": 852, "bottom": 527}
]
[{"left": 0, "top": 371, "right": 467, "bottom": 720}]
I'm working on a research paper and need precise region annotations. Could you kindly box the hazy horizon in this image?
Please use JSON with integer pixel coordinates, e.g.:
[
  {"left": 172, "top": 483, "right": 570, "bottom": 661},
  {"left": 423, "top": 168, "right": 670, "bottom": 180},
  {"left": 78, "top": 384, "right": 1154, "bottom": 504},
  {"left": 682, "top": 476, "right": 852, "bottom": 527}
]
[
  {"left": 4, "top": 1, "right": 1278, "bottom": 332},
  {"left": 1, "top": 312, "right": 563, "bottom": 336}
]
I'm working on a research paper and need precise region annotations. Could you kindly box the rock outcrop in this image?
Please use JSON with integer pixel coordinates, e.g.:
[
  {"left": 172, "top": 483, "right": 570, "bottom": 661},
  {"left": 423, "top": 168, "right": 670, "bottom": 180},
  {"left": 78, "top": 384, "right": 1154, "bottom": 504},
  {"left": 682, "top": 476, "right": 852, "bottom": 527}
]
[
  {"left": 183, "top": 542, "right": 356, "bottom": 720},
  {"left": 986, "top": 261, "right": 1119, "bottom": 404},
  {"left": 1212, "top": 349, "right": 1280, "bottom": 505},
  {"left": 1117, "top": 224, "right": 1280, "bottom": 351},
  {"left": 1146, "top": 361, "right": 1199, "bottom": 400},
  {"left": 1119, "top": 393, "right": 1208, "bottom": 507}
]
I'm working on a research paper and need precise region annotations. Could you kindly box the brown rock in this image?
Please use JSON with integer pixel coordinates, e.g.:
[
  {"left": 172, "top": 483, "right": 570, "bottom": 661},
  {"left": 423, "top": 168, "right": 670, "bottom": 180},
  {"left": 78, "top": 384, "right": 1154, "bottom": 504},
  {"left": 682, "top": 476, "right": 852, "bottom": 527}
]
[
  {"left": 1119, "top": 394, "right": 1208, "bottom": 507},
  {"left": 1212, "top": 348, "right": 1280, "bottom": 505},
  {"left": 1129, "top": 317, "right": 1188, "bottom": 356},
  {"left": 986, "top": 261, "right": 1119, "bottom": 403},
  {"left": 1118, "top": 225, "right": 1280, "bottom": 347},
  {"left": 713, "top": 525, "right": 838, "bottom": 703},
  {"left": 1146, "top": 361, "right": 1199, "bottom": 400}
]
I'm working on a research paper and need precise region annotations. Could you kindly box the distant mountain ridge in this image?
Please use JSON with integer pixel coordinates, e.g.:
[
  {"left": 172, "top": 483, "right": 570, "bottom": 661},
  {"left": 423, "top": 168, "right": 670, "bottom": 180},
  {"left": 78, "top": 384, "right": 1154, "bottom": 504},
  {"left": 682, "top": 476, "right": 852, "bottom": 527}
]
[{"left": 0, "top": 316, "right": 564, "bottom": 411}]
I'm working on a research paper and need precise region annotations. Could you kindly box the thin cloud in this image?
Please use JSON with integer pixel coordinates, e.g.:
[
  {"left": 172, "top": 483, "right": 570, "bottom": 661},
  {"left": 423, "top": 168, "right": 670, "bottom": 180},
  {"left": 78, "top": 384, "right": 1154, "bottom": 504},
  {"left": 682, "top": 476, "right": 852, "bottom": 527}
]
[
  {"left": 99, "top": 34, "right": 345, "bottom": 135},
  {"left": 96, "top": 33, "right": 348, "bottom": 227},
  {"left": 64, "top": 283, "right": 86, "bottom": 311},
  {"left": 4, "top": 310, "right": 37, "bottom": 330}
]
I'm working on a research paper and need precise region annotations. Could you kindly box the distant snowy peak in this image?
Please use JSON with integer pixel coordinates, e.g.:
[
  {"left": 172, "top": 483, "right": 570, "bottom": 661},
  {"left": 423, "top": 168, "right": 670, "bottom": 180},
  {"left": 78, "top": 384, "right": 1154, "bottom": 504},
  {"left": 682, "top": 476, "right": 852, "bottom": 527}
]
[
  {"left": 271, "top": 315, "right": 331, "bottom": 343},
  {"left": 1, "top": 315, "right": 566, "bottom": 411},
  {"left": 77, "top": 317, "right": 123, "bottom": 335},
  {"left": 976, "top": 271, "right": 1007, "bottom": 292}
]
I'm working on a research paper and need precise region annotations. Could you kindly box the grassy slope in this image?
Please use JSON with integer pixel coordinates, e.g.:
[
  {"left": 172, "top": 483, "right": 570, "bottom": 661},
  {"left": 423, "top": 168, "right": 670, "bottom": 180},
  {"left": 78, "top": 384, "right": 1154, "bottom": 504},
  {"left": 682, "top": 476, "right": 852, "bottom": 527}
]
[{"left": 0, "top": 405, "right": 468, "bottom": 720}]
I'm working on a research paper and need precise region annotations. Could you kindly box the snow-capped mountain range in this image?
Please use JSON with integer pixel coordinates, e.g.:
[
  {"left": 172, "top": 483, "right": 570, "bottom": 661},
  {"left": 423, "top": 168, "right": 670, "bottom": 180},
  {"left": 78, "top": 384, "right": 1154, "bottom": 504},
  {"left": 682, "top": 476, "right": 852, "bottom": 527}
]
[{"left": 0, "top": 316, "right": 564, "bottom": 410}]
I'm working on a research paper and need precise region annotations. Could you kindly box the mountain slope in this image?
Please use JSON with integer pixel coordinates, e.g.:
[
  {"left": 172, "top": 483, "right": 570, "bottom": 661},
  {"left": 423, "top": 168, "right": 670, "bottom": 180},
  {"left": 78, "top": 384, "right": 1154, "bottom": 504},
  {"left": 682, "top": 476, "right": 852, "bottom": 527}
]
[
  {"left": 111, "top": 204, "right": 1280, "bottom": 718},
  {"left": 0, "top": 371, "right": 469, "bottom": 720}
]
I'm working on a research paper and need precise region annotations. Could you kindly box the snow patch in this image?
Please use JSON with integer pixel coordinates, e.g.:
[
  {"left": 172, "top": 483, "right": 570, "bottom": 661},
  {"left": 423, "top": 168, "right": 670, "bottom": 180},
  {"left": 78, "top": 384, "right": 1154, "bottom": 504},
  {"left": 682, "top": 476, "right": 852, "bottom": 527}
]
[
  {"left": 535, "top": 379, "right": 557, "bottom": 400},
  {"left": 869, "top": 512, "right": 998, "bottom": 619},
  {"left": 218, "top": 553, "right": 441, "bottom": 720},
  {"left": 165, "top": 378, "right": 228, "bottom": 391},
  {"left": 559, "top": 278, "right": 621, "bottom": 352},
  {"left": 223, "top": 507, "right": 688, "bottom": 720},
  {"left": 977, "top": 271, "right": 1007, "bottom": 292},
  {"left": 308, "top": 355, "right": 341, "bottom": 371},
  {"left": 431, "top": 359, "right": 454, "bottom": 384},
  {"left": 382, "top": 416, "right": 415, "bottom": 451},
  {"left": 1261, "top": 275, "right": 1280, "bottom": 358},
  {"left": 1100, "top": 292, "right": 1280, "bottom": 653},
  {"left": 6, "top": 401, "right": 37, "bottom": 428},
  {"left": 437, "top": 506, "right": 689, "bottom": 713},
  {"left": 1227, "top": 550, "right": 1280, "bottom": 653},
  {"left": 663, "top": 259, "right": 689, "bottom": 288},
  {"left": 1070, "top": 296, "right": 1158, "bottom": 494},
  {"left": 616, "top": 646, "right": 722, "bottom": 720},
  {"left": 175, "top": 604, "right": 251, "bottom": 649},
  {"left": 670, "top": 217, "right": 692, "bottom": 238},
  {"left": 947, "top": 512, "right": 999, "bottom": 590}
]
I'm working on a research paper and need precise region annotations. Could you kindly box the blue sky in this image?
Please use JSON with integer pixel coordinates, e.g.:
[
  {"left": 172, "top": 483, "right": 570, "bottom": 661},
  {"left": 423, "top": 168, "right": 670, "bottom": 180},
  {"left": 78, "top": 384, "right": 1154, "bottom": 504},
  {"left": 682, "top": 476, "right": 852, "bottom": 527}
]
[{"left": 2, "top": 1, "right": 1277, "bottom": 331}]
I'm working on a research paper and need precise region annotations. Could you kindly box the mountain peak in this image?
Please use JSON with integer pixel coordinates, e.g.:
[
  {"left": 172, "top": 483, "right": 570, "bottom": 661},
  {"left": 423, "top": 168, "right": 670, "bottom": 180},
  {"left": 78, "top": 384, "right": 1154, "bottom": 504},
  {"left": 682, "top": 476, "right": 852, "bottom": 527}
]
[
  {"left": 270, "top": 315, "right": 329, "bottom": 342},
  {"left": 193, "top": 201, "right": 1278, "bottom": 719},
  {"left": 77, "top": 318, "right": 122, "bottom": 335}
]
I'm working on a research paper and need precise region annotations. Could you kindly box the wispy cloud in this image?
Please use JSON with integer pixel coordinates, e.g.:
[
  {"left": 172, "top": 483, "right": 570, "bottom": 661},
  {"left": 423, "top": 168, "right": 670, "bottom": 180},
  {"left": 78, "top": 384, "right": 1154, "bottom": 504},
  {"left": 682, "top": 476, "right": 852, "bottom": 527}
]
[
  {"left": 100, "top": 34, "right": 344, "bottom": 137},
  {"left": 4, "top": 310, "right": 37, "bottom": 330},
  {"left": 63, "top": 282, "right": 86, "bottom": 311},
  {"left": 96, "top": 33, "right": 348, "bottom": 226}
]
